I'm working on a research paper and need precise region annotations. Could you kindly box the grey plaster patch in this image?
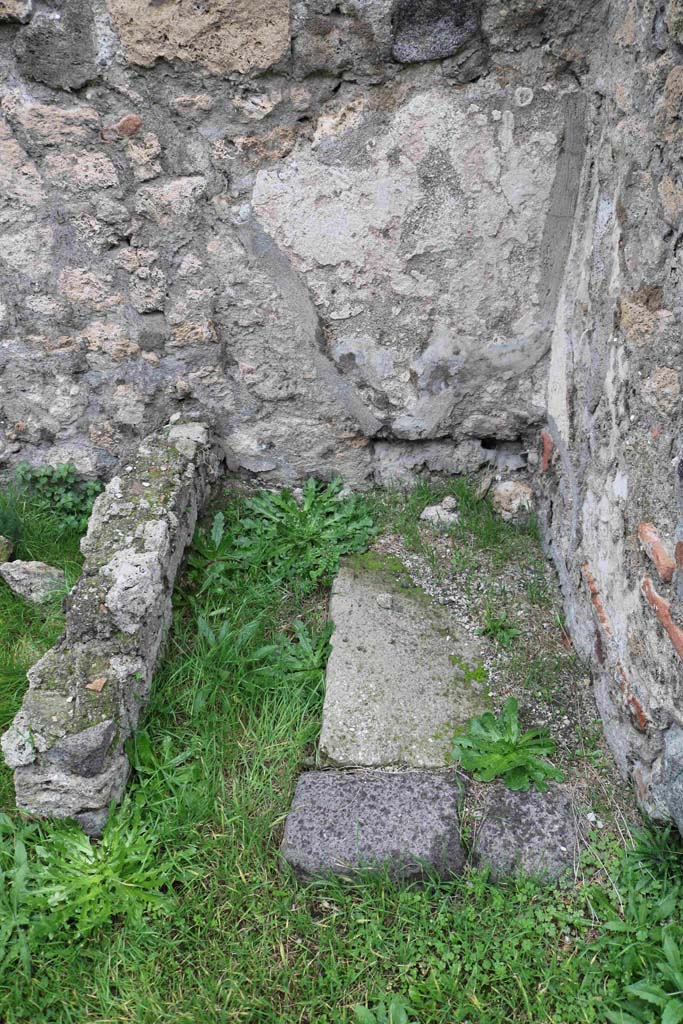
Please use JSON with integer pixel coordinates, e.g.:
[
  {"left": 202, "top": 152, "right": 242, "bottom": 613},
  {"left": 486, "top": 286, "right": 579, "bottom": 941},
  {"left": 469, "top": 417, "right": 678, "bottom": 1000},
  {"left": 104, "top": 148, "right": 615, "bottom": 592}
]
[
  {"left": 473, "top": 783, "right": 578, "bottom": 882},
  {"left": 318, "top": 554, "right": 490, "bottom": 767},
  {"left": 0, "top": 560, "right": 65, "bottom": 604},
  {"left": 281, "top": 769, "right": 466, "bottom": 880}
]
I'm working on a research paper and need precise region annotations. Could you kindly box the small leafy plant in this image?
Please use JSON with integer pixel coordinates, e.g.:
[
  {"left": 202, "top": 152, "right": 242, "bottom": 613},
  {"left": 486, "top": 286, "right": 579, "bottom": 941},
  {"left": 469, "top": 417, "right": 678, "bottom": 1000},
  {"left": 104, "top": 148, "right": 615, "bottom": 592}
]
[
  {"left": 234, "top": 478, "right": 375, "bottom": 591},
  {"left": 15, "top": 463, "right": 102, "bottom": 531},
  {"left": 478, "top": 606, "right": 522, "bottom": 648},
  {"left": 607, "top": 929, "right": 683, "bottom": 1024},
  {"left": 451, "top": 698, "right": 564, "bottom": 792},
  {"left": 354, "top": 996, "right": 418, "bottom": 1024},
  {"left": 0, "top": 816, "right": 38, "bottom": 977},
  {"left": 32, "top": 802, "right": 171, "bottom": 939}
]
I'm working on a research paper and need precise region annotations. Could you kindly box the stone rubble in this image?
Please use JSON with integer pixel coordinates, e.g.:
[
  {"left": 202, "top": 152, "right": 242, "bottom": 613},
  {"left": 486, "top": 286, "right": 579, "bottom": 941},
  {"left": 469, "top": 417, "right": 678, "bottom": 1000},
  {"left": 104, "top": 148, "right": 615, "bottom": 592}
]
[
  {"left": 491, "top": 481, "right": 534, "bottom": 522},
  {"left": 420, "top": 495, "right": 461, "bottom": 527},
  {"left": 0, "top": 560, "right": 65, "bottom": 603},
  {"left": 0, "top": 535, "right": 14, "bottom": 562},
  {"left": 1, "top": 421, "right": 224, "bottom": 834}
]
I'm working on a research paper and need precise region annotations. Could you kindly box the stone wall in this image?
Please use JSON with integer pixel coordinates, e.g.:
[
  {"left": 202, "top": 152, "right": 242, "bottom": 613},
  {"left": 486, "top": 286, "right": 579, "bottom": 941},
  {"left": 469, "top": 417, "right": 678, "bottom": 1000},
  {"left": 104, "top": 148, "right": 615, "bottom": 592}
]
[
  {"left": 0, "top": 0, "right": 596, "bottom": 486},
  {"left": 1, "top": 1, "right": 682, "bottom": 829},
  {"left": 540, "top": 0, "right": 683, "bottom": 830}
]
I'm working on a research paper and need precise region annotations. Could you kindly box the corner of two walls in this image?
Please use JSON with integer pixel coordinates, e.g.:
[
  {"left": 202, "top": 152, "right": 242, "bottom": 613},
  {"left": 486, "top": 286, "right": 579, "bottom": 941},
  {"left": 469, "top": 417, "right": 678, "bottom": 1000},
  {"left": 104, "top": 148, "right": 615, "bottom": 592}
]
[{"left": 1, "top": 0, "right": 682, "bottom": 827}]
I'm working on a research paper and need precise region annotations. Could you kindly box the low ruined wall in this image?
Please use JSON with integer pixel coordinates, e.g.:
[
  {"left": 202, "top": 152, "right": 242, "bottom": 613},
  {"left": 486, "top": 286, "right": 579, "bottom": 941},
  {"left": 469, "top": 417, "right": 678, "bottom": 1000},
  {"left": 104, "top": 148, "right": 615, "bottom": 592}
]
[
  {"left": 540, "top": 0, "right": 683, "bottom": 828},
  {"left": 1, "top": 421, "right": 223, "bottom": 833}
]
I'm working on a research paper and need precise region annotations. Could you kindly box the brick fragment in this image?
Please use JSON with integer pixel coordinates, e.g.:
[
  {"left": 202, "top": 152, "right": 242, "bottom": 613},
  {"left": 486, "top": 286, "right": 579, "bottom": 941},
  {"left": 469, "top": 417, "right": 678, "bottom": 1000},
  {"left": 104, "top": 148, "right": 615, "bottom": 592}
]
[
  {"left": 101, "top": 113, "right": 142, "bottom": 141},
  {"left": 642, "top": 575, "right": 683, "bottom": 662},
  {"left": 617, "top": 663, "right": 650, "bottom": 732},
  {"left": 582, "top": 564, "right": 613, "bottom": 637},
  {"left": 638, "top": 522, "right": 676, "bottom": 584},
  {"left": 540, "top": 429, "right": 554, "bottom": 473}
]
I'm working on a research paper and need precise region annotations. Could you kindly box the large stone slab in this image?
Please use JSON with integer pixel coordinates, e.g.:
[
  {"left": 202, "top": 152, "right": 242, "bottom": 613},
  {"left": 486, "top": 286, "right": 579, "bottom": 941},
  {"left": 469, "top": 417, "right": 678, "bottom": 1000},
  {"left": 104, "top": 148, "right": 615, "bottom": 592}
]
[
  {"left": 281, "top": 769, "right": 466, "bottom": 880},
  {"left": 319, "top": 553, "right": 489, "bottom": 767},
  {"left": 472, "top": 784, "right": 578, "bottom": 882}
]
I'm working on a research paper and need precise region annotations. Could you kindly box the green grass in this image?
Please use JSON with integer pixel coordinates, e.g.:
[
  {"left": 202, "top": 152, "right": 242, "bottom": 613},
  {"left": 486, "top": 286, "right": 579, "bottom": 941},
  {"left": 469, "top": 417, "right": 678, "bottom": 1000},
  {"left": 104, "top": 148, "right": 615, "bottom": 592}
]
[
  {"left": 0, "top": 486, "right": 84, "bottom": 808},
  {"left": 0, "top": 479, "right": 682, "bottom": 1023}
]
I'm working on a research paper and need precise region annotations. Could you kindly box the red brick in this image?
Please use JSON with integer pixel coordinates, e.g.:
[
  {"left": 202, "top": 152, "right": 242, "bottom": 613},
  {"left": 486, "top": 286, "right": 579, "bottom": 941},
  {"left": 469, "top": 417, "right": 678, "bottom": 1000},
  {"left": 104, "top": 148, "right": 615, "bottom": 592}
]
[
  {"left": 540, "top": 429, "right": 554, "bottom": 473},
  {"left": 582, "top": 563, "right": 613, "bottom": 637},
  {"left": 638, "top": 522, "right": 676, "bottom": 584},
  {"left": 642, "top": 575, "right": 683, "bottom": 661}
]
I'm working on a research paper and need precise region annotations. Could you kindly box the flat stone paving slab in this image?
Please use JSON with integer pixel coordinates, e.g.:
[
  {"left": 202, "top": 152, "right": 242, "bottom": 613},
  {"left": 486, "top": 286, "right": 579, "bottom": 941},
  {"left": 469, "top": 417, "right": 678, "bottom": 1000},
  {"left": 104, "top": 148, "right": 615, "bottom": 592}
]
[
  {"left": 472, "top": 783, "right": 578, "bottom": 882},
  {"left": 281, "top": 769, "right": 466, "bottom": 880},
  {"left": 319, "top": 553, "right": 489, "bottom": 768}
]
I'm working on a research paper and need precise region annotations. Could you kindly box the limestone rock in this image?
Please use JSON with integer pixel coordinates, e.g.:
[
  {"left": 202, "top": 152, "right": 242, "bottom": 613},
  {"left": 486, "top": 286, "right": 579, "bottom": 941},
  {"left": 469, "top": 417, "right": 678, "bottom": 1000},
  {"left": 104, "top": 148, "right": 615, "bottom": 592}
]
[
  {"left": 281, "top": 769, "right": 466, "bottom": 880},
  {"left": 420, "top": 496, "right": 460, "bottom": 527},
  {"left": 0, "top": 535, "right": 14, "bottom": 561},
  {"left": 106, "top": 0, "right": 290, "bottom": 75},
  {"left": 0, "top": 561, "right": 65, "bottom": 604},
  {"left": 491, "top": 481, "right": 534, "bottom": 522},
  {"left": 319, "top": 554, "right": 489, "bottom": 768},
  {"left": 0, "top": 0, "right": 31, "bottom": 22},
  {"left": 472, "top": 784, "right": 578, "bottom": 882}
]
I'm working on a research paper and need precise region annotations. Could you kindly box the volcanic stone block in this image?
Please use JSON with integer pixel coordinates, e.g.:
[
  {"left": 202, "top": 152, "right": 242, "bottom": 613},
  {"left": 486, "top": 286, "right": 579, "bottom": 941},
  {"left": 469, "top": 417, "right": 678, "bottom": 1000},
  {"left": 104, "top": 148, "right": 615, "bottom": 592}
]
[
  {"left": 319, "top": 554, "right": 489, "bottom": 768},
  {"left": 281, "top": 770, "right": 466, "bottom": 880},
  {"left": 392, "top": 0, "right": 481, "bottom": 63},
  {"left": 14, "top": 1, "right": 99, "bottom": 90},
  {"left": 472, "top": 784, "right": 578, "bottom": 882}
]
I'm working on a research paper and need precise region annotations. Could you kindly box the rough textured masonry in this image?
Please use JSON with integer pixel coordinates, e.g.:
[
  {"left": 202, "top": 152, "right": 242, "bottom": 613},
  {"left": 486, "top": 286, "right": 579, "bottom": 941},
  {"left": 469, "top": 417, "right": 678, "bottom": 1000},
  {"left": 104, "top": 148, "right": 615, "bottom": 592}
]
[
  {"left": 0, "top": 2, "right": 682, "bottom": 829},
  {"left": 1, "top": 422, "right": 223, "bottom": 833}
]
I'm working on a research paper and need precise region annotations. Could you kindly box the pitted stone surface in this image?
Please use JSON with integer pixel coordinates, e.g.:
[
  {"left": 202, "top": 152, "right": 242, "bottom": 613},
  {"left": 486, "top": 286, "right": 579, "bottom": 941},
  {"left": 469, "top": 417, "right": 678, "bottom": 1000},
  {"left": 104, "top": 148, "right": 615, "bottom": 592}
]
[
  {"left": 106, "top": 0, "right": 290, "bottom": 75},
  {"left": 0, "top": 560, "right": 65, "bottom": 604},
  {"left": 473, "top": 784, "right": 577, "bottom": 882},
  {"left": 319, "top": 554, "right": 489, "bottom": 767},
  {"left": 1, "top": 422, "right": 223, "bottom": 834},
  {"left": 392, "top": 0, "right": 481, "bottom": 63},
  {"left": 281, "top": 769, "right": 466, "bottom": 880}
]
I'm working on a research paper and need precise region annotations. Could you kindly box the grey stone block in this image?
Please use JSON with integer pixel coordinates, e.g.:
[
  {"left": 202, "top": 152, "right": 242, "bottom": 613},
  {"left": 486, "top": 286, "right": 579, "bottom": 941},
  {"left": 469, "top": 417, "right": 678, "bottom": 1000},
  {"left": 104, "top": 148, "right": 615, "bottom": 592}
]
[
  {"left": 319, "top": 555, "right": 489, "bottom": 768},
  {"left": 281, "top": 769, "right": 466, "bottom": 881},
  {"left": 473, "top": 784, "right": 578, "bottom": 882}
]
